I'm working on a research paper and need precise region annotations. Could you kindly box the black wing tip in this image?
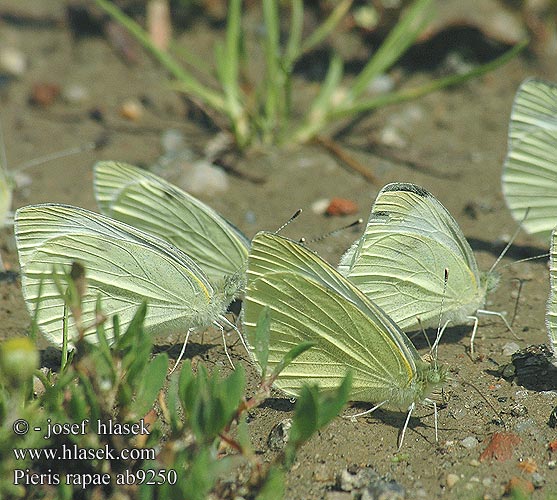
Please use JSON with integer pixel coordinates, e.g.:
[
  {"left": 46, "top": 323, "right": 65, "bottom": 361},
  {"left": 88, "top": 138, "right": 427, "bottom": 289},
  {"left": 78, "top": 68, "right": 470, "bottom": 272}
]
[{"left": 382, "top": 182, "right": 431, "bottom": 198}]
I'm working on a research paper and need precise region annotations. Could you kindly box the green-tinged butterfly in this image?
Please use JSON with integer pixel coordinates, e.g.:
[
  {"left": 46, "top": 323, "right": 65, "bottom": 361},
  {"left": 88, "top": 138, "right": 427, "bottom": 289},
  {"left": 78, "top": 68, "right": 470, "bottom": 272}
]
[
  {"left": 14, "top": 203, "right": 243, "bottom": 355},
  {"left": 243, "top": 231, "right": 448, "bottom": 447},
  {"left": 338, "top": 182, "right": 508, "bottom": 355},
  {"left": 93, "top": 161, "right": 250, "bottom": 289},
  {"left": 502, "top": 78, "right": 557, "bottom": 241},
  {"left": 546, "top": 226, "right": 557, "bottom": 365}
]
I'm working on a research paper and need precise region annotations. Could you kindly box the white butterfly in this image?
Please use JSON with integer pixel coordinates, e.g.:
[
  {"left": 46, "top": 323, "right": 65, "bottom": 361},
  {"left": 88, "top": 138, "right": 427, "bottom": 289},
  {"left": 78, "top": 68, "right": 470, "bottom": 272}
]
[
  {"left": 502, "top": 78, "right": 557, "bottom": 241},
  {"left": 338, "top": 182, "right": 510, "bottom": 354},
  {"left": 15, "top": 162, "right": 250, "bottom": 362},
  {"left": 243, "top": 231, "right": 448, "bottom": 447}
]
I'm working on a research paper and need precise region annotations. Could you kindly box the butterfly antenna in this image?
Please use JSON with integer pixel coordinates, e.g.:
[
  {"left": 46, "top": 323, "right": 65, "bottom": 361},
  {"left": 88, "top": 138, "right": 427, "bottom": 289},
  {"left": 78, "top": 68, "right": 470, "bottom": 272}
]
[
  {"left": 488, "top": 209, "right": 530, "bottom": 274},
  {"left": 299, "top": 218, "right": 363, "bottom": 245},
  {"left": 275, "top": 209, "right": 302, "bottom": 235},
  {"left": 498, "top": 252, "right": 549, "bottom": 270},
  {"left": 15, "top": 133, "right": 108, "bottom": 172}
]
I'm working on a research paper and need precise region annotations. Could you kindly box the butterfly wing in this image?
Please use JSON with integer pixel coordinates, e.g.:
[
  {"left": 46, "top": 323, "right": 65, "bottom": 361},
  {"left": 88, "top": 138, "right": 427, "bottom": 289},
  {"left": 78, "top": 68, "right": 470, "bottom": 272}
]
[
  {"left": 339, "top": 183, "right": 485, "bottom": 330},
  {"left": 243, "top": 232, "right": 442, "bottom": 409},
  {"left": 94, "top": 161, "right": 250, "bottom": 286},
  {"left": 546, "top": 227, "right": 557, "bottom": 360},
  {"left": 15, "top": 204, "right": 223, "bottom": 346},
  {"left": 503, "top": 79, "right": 557, "bottom": 241}
]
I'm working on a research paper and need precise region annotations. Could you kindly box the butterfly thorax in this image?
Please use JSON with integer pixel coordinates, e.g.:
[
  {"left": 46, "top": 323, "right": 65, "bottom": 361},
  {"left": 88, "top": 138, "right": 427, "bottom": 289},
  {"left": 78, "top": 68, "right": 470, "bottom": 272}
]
[
  {"left": 223, "top": 267, "right": 247, "bottom": 300},
  {"left": 384, "top": 361, "right": 448, "bottom": 411}
]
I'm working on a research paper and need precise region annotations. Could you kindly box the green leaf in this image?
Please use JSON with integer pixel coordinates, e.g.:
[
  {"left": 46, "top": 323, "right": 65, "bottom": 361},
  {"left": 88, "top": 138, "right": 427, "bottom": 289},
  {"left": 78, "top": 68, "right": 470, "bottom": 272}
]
[
  {"left": 289, "top": 385, "right": 318, "bottom": 445},
  {"left": 317, "top": 371, "right": 352, "bottom": 428},
  {"left": 256, "top": 466, "right": 285, "bottom": 500},
  {"left": 254, "top": 306, "right": 271, "bottom": 377},
  {"left": 270, "top": 340, "right": 316, "bottom": 381},
  {"left": 131, "top": 353, "right": 168, "bottom": 418}
]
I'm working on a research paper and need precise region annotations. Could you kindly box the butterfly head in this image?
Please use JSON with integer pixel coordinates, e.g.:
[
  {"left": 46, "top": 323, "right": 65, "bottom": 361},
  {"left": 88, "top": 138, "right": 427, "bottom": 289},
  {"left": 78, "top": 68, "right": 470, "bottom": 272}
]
[
  {"left": 416, "top": 359, "right": 449, "bottom": 404},
  {"left": 481, "top": 270, "right": 500, "bottom": 294}
]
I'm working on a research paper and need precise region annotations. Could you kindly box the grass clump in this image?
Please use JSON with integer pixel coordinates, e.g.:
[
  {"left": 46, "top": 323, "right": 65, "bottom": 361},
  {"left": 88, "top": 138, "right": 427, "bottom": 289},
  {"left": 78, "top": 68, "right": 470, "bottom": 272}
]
[{"left": 95, "top": 0, "right": 526, "bottom": 150}]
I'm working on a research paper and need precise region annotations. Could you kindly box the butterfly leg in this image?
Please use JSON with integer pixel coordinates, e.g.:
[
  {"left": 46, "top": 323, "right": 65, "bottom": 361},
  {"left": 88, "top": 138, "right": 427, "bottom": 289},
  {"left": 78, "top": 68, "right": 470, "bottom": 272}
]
[
  {"left": 214, "top": 320, "right": 235, "bottom": 369},
  {"left": 220, "top": 315, "right": 251, "bottom": 359},
  {"left": 477, "top": 309, "right": 520, "bottom": 340},
  {"left": 466, "top": 315, "right": 479, "bottom": 356},
  {"left": 398, "top": 402, "right": 415, "bottom": 450},
  {"left": 344, "top": 400, "right": 388, "bottom": 421},
  {"left": 169, "top": 328, "right": 193, "bottom": 374}
]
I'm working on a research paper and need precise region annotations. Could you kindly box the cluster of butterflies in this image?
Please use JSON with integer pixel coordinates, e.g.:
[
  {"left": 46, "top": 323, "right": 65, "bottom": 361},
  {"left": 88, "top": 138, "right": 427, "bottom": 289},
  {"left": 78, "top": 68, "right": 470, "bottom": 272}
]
[{"left": 11, "top": 77, "right": 557, "bottom": 446}]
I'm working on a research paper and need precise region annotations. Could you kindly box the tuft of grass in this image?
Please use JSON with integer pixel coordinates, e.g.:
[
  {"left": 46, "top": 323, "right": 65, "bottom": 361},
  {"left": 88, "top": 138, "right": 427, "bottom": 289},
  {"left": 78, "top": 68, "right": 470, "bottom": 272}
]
[{"left": 95, "top": 0, "right": 526, "bottom": 151}]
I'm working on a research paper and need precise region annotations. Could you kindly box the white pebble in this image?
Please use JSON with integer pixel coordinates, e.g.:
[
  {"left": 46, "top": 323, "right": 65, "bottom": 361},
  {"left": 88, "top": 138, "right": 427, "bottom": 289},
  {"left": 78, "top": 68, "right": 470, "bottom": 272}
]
[
  {"left": 502, "top": 342, "right": 520, "bottom": 356},
  {"left": 311, "top": 198, "right": 331, "bottom": 215},
  {"left": 62, "top": 83, "right": 89, "bottom": 104},
  {"left": 180, "top": 160, "right": 228, "bottom": 196},
  {"left": 445, "top": 473, "right": 460, "bottom": 489},
  {"left": 161, "top": 129, "right": 185, "bottom": 154},
  {"left": 461, "top": 436, "right": 479, "bottom": 449},
  {"left": 0, "top": 46, "right": 27, "bottom": 76}
]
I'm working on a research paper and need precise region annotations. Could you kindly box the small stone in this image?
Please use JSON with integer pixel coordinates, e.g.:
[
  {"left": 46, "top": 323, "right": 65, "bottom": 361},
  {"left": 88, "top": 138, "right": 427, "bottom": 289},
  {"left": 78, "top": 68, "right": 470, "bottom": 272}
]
[
  {"left": 548, "top": 405, "right": 557, "bottom": 428},
  {"left": 119, "top": 98, "right": 144, "bottom": 121},
  {"left": 311, "top": 198, "right": 331, "bottom": 215},
  {"left": 361, "top": 480, "right": 405, "bottom": 500},
  {"left": 531, "top": 472, "right": 545, "bottom": 488},
  {"left": 338, "top": 467, "right": 377, "bottom": 491},
  {"left": 502, "top": 342, "right": 520, "bottom": 356},
  {"left": 461, "top": 436, "right": 479, "bottom": 449},
  {"left": 313, "top": 464, "right": 333, "bottom": 482},
  {"left": 30, "top": 82, "right": 60, "bottom": 106},
  {"left": 161, "top": 129, "right": 186, "bottom": 154},
  {"left": 326, "top": 198, "right": 358, "bottom": 217},
  {"left": 267, "top": 418, "right": 292, "bottom": 451},
  {"left": 469, "top": 459, "right": 480, "bottom": 467},
  {"left": 180, "top": 160, "right": 229, "bottom": 196},
  {"left": 445, "top": 473, "right": 459, "bottom": 489},
  {"left": 367, "top": 74, "right": 395, "bottom": 94},
  {"left": 324, "top": 492, "right": 351, "bottom": 500},
  {"left": 501, "top": 363, "right": 516, "bottom": 379},
  {"left": 510, "top": 403, "right": 528, "bottom": 417},
  {"left": 62, "top": 83, "right": 89, "bottom": 104},
  {"left": 0, "top": 46, "right": 27, "bottom": 76},
  {"left": 379, "top": 125, "right": 406, "bottom": 149},
  {"left": 482, "top": 477, "right": 493, "bottom": 487}
]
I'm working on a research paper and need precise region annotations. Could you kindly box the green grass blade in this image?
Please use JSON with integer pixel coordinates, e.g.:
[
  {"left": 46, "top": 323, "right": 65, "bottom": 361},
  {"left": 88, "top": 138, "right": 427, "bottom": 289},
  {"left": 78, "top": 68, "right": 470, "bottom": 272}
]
[
  {"left": 95, "top": 0, "right": 226, "bottom": 112},
  {"left": 300, "top": 0, "right": 353, "bottom": 56},
  {"left": 332, "top": 39, "right": 528, "bottom": 120},
  {"left": 347, "top": 0, "right": 433, "bottom": 102}
]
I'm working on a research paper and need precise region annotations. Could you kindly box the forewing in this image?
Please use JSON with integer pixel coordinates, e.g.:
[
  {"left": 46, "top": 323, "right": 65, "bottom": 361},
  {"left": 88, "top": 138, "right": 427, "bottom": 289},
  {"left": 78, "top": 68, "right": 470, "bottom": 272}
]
[
  {"left": 503, "top": 80, "right": 557, "bottom": 240},
  {"left": 244, "top": 271, "right": 415, "bottom": 403},
  {"left": 339, "top": 183, "right": 484, "bottom": 329},
  {"left": 246, "top": 232, "right": 421, "bottom": 373},
  {"left": 94, "top": 161, "right": 250, "bottom": 284},
  {"left": 15, "top": 205, "right": 217, "bottom": 345}
]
